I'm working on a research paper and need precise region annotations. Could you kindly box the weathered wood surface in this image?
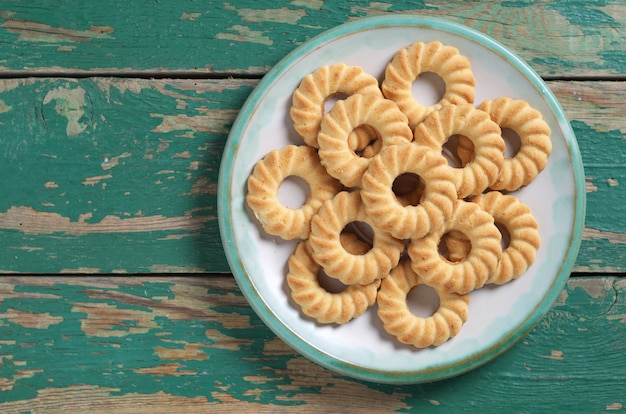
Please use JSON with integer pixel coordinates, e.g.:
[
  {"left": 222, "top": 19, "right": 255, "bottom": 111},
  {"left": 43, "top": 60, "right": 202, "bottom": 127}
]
[
  {"left": 0, "top": 1, "right": 624, "bottom": 78},
  {"left": 0, "top": 0, "right": 625, "bottom": 412},
  {"left": 0, "top": 78, "right": 623, "bottom": 274},
  {"left": 0, "top": 276, "right": 625, "bottom": 412}
]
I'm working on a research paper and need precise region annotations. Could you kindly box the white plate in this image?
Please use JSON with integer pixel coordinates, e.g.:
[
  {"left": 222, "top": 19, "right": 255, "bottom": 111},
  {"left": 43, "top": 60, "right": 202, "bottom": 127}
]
[{"left": 218, "top": 15, "right": 585, "bottom": 384}]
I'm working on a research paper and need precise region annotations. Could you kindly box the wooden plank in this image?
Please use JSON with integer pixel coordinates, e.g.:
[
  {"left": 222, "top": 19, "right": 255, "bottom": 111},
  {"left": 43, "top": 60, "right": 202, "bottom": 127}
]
[
  {"left": 0, "top": 1, "right": 624, "bottom": 78},
  {"left": 0, "top": 78, "right": 255, "bottom": 273},
  {"left": 550, "top": 81, "right": 626, "bottom": 273},
  {"left": 0, "top": 275, "right": 624, "bottom": 412},
  {"left": 0, "top": 78, "right": 624, "bottom": 274}
]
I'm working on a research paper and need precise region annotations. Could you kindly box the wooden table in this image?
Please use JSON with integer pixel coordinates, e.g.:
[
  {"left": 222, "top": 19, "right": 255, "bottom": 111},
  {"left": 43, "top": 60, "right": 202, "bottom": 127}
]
[{"left": 0, "top": 1, "right": 624, "bottom": 412}]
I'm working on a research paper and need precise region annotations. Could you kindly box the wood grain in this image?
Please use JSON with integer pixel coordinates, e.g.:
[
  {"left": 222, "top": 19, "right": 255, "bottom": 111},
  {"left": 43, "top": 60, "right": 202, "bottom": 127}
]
[
  {"left": 0, "top": 1, "right": 624, "bottom": 78},
  {"left": 0, "top": 275, "right": 624, "bottom": 412},
  {"left": 0, "top": 78, "right": 623, "bottom": 273},
  {"left": 0, "top": 1, "right": 625, "bottom": 411}
]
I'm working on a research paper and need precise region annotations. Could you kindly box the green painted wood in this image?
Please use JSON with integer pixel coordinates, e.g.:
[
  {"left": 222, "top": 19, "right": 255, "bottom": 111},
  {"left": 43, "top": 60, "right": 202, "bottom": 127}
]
[
  {"left": 0, "top": 78, "right": 623, "bottom": 274},
  {"left": 0, "top": 1, "right": 625, "bottom": 78},
  {"left": 0, "top": 1, "right": 624, "bottom": 412},
  {"left": 0, "top": 78, "right": 255, "bottom": 273},
  {"left": 0, "top": 276, "right": 624, "bottom": 412}
]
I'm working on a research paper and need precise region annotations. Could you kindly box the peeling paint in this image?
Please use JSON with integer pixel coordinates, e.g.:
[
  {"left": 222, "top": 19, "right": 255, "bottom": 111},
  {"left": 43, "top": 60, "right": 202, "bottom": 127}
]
[
  {"left": 82, "top": 174, "right": 112, "bottom": 186},
  {"left": 133, "top": 363, "right": 197, "bottom": 376},
  {"left": 290, "top": 0, "right": 324, "bottom": 9},
  {"left": 0, "top": 308, "right": 63, "bottom": 329},
  {"left": 150, "top": 113, "right": 225, "bottom": 136},
  {"left": 42, "top": 85, "right": 90, "bottom": 136},
  {"left": 540, "top": 350, "right": 564, "bottom": 360},
  {"left": 0, "top": 206, "right": 212, "bottom": 235},
  {"left": 101, "top": 152, "right": 132, "bottom": 170},
  {"left": 228, "top": 5, "right": 306, "bottom": 25},
  {"left": 180, "top": 12, "right": 202, "bottom": 21},
  {"left": 72, "top": 301, "right": 159, "bottom": 337},
  {"left": 1, "top": 12, "right": 114, "bottom": 43},
  {"left": 154, "top": 343, "right": 208, "bottom": 361},
  {"left": 215, "top": 25, "right": 273, "bottom": 46},
  {"left": 189, "top": 177, "right": 217, "bottom": 196},
  {"left": 0, "top": 99, "right": 11, "bottom": 113},
  {"left": 568, "top": 278, "right": 613, "bottom": 299},
  {"left": 586, "top": 180, "right": 598, "bottom": 193},
  {"left": 582, "top": 227, "right": 626, "bottom": 244}
]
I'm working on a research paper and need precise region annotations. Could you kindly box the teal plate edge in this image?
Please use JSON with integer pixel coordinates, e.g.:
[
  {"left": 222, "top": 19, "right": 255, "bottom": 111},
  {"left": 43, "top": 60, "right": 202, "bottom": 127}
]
[{"left": 217, "top": 15, "right": 586, "bottom": 384}]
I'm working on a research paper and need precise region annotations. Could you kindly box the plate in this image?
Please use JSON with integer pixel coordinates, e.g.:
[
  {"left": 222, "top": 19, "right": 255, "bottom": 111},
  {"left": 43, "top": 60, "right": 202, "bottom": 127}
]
[{"left": 218, "top": 15, "right": 585, "bottom": 384}]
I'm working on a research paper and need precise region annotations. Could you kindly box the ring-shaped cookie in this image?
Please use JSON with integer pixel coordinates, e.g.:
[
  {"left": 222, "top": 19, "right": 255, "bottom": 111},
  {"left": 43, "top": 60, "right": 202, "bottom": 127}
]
[
  {"left": 290, "top": 63, "right": 383, "bottom": 148},
  {"left": 470, "top": 191, "right": 540, "bottom": 285},
  {"left": 376, "top": 259, "right": 470, "bottom": 348},
  {"left": 413, "top": 104, "right": 505, "bottom": 199},
  {"left": 317, "top": 93, "right": 413, "bottom": 188},
  {"left": 381, "top": 41, "right": 476, "bottom": 129},
  {"left": 287, "top": 241, "right": 380, "bottom": 325},
  {"left": 347, "top": 124, "right": 382, "bottom": 159},
  {"left": 246, "top": 145, "right": 342, "bottom": 240},
  {"left": 361, "top": 142, "right": 457, "bottom": 240},
  {"left": 309, "top": 191, "right": 405, "bottom": 286},
  {"left": 408, "top": 199, "right": 502, "bottom": 295},
  {"left": 457, "top": 97, "right": 552, "bottom": 191}
]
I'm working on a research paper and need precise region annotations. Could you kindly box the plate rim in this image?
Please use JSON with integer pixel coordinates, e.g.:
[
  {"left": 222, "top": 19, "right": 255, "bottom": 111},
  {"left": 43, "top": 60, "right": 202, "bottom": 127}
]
[{"left": 217, "top": 14, "right": 586, "bottom": 384}]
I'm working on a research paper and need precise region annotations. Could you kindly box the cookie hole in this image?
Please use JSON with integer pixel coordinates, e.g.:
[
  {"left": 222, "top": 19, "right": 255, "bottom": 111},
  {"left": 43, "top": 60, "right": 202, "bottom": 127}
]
[
  {"left": 342, "top": 221, "right": 374, "bottom": 247},
  {"left": 392, "top": 173, "right": 425, "bottom": 207},
  {"left": 278, "top": 176, "right": 310, "bottom": 209},
  {"left": 412, "top": 72, "right": 446, "bottom": 106},
  {"left": 407, "top": 284, "right": 441, "bottom": 317},
  {"left": 442, "top": 135, "right": 463, "bottom": 168},
  {"left": 438, "top": 231, "right": 470, "bottom": 263},
  {"left": 502, "top": 127, "right": 522, "bottom": 158},
  {"left": 350, "top": 125, "right": 380, "bottom": 158},
  {"left": 495, "top": 221, "right": 511, "bottom": 250},
  {"left": 317, "top": 268, "right": 347, "bottom": 294},
  {"left": 324, "top": 92, "right": 349, "bottom": 113}
]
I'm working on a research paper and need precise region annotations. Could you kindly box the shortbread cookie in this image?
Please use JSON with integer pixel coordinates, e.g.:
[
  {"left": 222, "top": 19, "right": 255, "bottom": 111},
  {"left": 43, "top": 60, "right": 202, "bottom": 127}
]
[
  {"left": 457, "top": 97, "right": 552, "bottom": 191},
  {"left": 408, "top": 200, "right": 502, "bottom": 295},
  {"left": 413, "top": 104, "right": 505, "bottom": 199},
  {"left": 443, "top": 230, "right": 471, "bottom": 263},
  {"left": 347, "top": 124, "right": 382, "bottom": 159},
  {"left": 361, "top": 143, "right": 457, "bottom": 240},
  {"left": 377, "top": 259, "right": 470, "bottom": 348},
  {"left": 290, "top": 63, "right": 383, "bottom": 148},
  {"left": 309, "top": 191, "right": 405, "bottom": 286},
  {"left": 317, "top": 93, "right": 413, "bottom": 187},
  {"left": 381, "top": 41, "right": 475, "bottom": 128},
  {"left": 287, "top": 242, "right": 380, "bottom": 325},
  {"left": 246, "top": 145, "right": 342, "bottom": 240},
  {"left": 469, "top": 191, "right": 540, "bottom": 285}
]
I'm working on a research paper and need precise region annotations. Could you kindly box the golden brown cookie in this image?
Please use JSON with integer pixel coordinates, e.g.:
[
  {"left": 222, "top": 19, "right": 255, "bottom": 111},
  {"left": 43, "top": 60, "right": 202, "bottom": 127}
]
[
  {"left": 457, "top": 97, "right": 552, "bottom": 191},
  {"left": 408, "top": 199, "right": 502, "bottom": 295},
  {"left": 246, "top": 145, "right": 342, "bottom": 240},
  {"left": 290, "top": 63, "right": 383, "bottom": 148},
  {"left": 287, "top": 242, "right": 380, "bottom": 325},
  {"left": 469, "top": 191, "right": 541, "bottom": 285},
  {"left": 413, "top": 104, "right": 505, "bottom": 199},
  {"left": 361, "top": 143, "right": 457, "bottom": 240},
  {"left": 309, "top": 191, "right": 405, "bottom": 286},
  {"left": 317, "top": 93, "right": 413, "bottom": 187},
  {"left": 381, "top": 41, "right": 475, "bottom": 129},
  {"left": 376, "top": 259, "right": 470, "bottom": 348}
]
